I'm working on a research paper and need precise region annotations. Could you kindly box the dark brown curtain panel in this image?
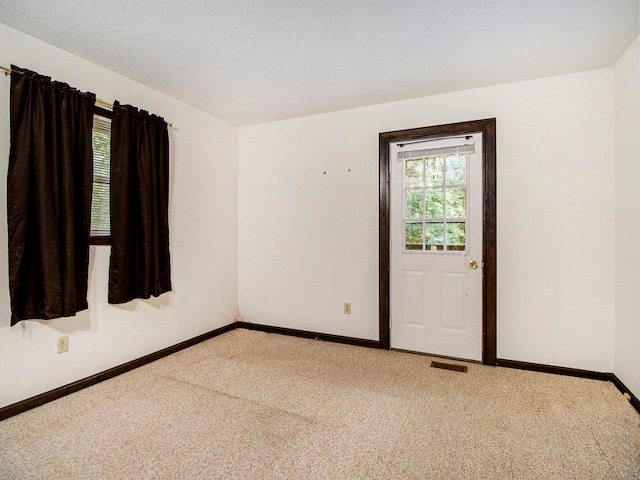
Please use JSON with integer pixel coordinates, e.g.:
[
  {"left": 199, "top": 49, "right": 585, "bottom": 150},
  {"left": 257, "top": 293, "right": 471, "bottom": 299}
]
[
  {"left": 7, "top": 66, "right": 96, "bottom": 325},
  {"left": 108, "top": 101, "right": 171, "bottom": 304}
]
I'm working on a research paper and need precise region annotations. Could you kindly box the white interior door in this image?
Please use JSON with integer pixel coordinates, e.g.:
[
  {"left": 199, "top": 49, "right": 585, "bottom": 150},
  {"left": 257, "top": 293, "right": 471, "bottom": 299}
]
[{"left": 390, "top": 133, "right": 483, "bottom": 361}]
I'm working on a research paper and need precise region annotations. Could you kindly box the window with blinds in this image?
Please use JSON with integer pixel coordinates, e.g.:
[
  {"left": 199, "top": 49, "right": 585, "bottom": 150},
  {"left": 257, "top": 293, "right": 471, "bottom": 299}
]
[
  {"left": 399, "top": 138, "right": 474, "bottom": 252},
  {"left": 90, "top": 112, "right": 111, "bottom": 241}
]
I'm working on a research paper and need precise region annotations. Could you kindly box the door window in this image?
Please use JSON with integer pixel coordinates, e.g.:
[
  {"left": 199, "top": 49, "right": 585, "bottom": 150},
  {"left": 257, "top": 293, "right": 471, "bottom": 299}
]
[{"left": 404, "top": 153, "right": 468, "bottom": 252}]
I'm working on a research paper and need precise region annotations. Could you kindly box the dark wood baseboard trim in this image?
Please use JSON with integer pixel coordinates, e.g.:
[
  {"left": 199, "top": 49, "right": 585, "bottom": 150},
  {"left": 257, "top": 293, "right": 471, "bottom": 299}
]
[
  {"left": 235, "top": 322, "right": 380, "bottom": 349},
  {"left": 3, "top": 325, "right": 637, "bottom": 421},
  {"left": 496, "top": 358, "right": 612, "bottom": 381},
  {"left": 0, "top": 322, "right": 237, "bottom": 421},
  {"left": 610, "top": 374, "right": 640, "bottom": 414},
  {"left": 497, "top": 358, "right": 640, "bottom": 415}
]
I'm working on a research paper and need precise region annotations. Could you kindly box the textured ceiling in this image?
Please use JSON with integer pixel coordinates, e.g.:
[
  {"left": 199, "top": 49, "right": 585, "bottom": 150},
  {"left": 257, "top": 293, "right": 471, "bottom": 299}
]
[{"left": 0, "top": 0, "right": 638, "bottom": 126}]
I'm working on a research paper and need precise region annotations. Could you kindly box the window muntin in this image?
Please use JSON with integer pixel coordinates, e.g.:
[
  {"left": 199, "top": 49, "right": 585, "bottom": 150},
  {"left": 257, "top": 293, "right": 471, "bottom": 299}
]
[{"left": 404, "top": 153, "right": 468, "bottom": 252}]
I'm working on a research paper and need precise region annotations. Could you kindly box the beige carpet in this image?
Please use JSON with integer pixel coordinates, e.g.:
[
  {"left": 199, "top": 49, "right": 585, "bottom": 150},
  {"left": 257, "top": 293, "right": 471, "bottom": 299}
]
[{"left": 1, "top": 329, "right": 639, "bottom": 479}]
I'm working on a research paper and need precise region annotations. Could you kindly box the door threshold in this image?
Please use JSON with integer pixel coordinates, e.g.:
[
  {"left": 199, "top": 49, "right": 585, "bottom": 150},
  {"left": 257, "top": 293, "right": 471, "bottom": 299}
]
[{"left": 391, "top": 348, "right": 482, "bottom": 364}]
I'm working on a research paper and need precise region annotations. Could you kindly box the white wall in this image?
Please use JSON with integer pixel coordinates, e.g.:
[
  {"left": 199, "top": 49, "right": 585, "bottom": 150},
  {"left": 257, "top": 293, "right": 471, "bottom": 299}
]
[
  {"left": 0, "top": 23, "right": 238, "bottom": 408},
  {"left": 239, "top": 69, "right": 616, "bottom": 372},
  {"left": 614, "top": 37, "right": 640, "bottom": 396}
]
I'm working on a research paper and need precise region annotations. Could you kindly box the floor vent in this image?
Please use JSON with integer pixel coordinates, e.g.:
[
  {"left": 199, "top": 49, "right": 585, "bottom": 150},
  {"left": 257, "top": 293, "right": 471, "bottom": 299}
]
[{"left": 431, "top": 361, "right": 468, "bottom": 373}]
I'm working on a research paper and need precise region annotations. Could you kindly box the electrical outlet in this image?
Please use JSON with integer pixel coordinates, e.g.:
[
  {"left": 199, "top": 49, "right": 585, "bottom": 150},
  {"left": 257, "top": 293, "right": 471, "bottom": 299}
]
[
  {"left": 57, "top": 335, "right": 69, "bottom": 354},
  {"left": 344, "top": 303, "right": 351, "bottom": 315}
]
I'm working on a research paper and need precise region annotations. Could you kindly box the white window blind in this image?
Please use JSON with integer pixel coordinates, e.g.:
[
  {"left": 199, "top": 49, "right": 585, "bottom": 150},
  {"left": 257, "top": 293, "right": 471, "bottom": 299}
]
[
  {"left": 397, "top": 136, "right": 475, "bottom": 160},
  {"left": 90, "top": 114, "right": 111, "bottom": 238}
]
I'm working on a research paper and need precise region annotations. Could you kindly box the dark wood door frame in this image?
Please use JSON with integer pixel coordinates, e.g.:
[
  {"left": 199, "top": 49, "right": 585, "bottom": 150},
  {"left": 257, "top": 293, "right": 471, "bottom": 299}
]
[{"left": 379, "top": 118, "right": 497, "bottom": 365}]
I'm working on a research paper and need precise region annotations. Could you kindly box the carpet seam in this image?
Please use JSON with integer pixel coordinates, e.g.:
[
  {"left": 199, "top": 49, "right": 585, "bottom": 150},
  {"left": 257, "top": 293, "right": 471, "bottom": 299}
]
[{"left": 154, "top": 373, "right": 319, "bottom": 426}]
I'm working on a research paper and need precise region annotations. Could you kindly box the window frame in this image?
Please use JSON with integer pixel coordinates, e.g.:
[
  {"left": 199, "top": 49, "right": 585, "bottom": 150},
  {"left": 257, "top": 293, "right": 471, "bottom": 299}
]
[{"left": 89, "top": 105, "right": 112, "bottom": 246}]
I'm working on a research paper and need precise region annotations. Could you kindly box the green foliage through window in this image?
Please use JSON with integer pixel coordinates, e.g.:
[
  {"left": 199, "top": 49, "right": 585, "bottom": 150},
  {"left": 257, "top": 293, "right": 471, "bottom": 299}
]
[{"left": 404, "top": 153, "right": 467, "bottom": 252}]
